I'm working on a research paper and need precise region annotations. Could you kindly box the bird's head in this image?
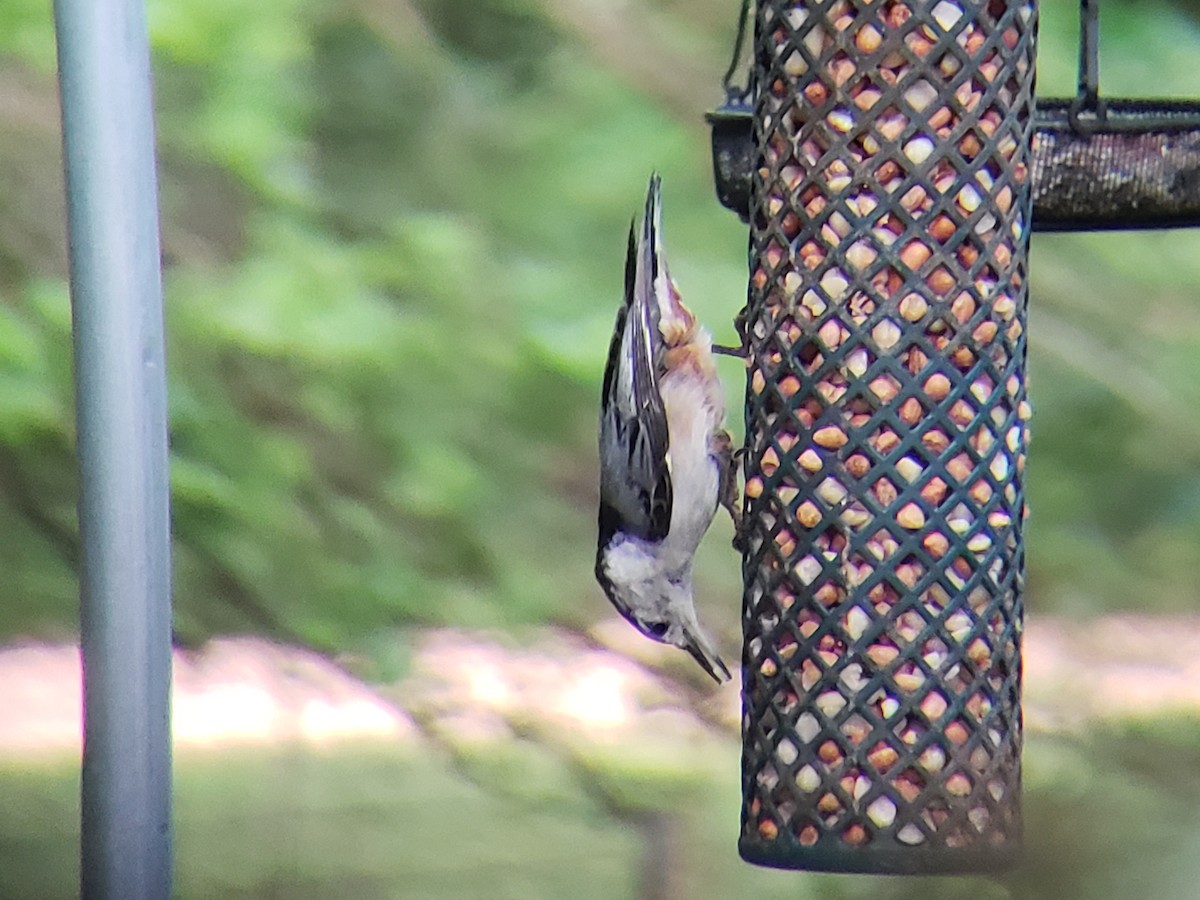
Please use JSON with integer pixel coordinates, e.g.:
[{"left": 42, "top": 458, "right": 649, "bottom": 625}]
[{"left": 596, "top": 542, "right": 731, "bottom": 684}]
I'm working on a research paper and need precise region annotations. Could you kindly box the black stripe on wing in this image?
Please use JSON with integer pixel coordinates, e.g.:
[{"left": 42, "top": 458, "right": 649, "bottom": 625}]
[{"left": 597, "top": 183, "right": 672, "bottom": 548}]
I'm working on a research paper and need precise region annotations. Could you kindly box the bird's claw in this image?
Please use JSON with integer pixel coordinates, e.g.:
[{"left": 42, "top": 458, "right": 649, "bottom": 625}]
[
  {"left": 712, "top": 343, "right": 747, "bottom": 358},
  {"left": 713, "top": 306, "right": 751, "bottom": 359},
  {"left": 714, "top": 433, "right": 747, "bottom": 553},
  {"left": 728, "top": 448, "right": 750, "bottom": 553}
]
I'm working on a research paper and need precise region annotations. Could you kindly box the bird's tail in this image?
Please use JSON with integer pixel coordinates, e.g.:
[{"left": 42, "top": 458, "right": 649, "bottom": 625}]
[{"left": 641, "top": 174, "right": 696, "bottom": 348}]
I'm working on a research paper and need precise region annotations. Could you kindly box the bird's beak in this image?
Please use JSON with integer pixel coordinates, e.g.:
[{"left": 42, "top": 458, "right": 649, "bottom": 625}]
[{"left": 683, "top": 627, "right": 732, "bottom": 685}]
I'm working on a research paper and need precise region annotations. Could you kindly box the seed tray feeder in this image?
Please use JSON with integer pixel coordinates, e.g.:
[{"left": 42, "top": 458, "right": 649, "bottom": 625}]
[{"left": 1032, "top": 0, "right": 1200, "bottom": 229}]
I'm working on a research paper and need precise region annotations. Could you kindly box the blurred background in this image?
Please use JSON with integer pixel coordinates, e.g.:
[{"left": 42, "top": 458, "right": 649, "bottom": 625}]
[{"left": 2, "top": 0, "right": 1200, "bottom": 896}]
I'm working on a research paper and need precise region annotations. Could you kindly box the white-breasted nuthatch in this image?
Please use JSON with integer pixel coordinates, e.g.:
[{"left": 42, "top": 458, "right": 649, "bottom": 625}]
[{"left": 595, "top": 174, "right": 741, "bottom": 683}]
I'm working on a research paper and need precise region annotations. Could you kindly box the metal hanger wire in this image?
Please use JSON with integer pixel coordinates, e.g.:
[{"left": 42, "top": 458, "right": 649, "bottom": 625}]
[{"left": 720, "top": 0, "right": 754, "bottom": 108}]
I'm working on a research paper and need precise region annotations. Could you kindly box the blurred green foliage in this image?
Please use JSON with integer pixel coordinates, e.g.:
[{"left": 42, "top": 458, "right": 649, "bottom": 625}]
[
  {"left": 0, "top": 0, "right": 1199, "bottom": 652},
  {"left": 4, "top": 2, "right": 1200, "bottom": 899}
]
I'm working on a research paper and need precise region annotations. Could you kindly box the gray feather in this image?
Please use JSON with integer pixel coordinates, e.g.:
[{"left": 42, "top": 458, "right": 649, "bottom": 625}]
[{"left": 598, "top": 176, "right": 672, "bottom": 546}]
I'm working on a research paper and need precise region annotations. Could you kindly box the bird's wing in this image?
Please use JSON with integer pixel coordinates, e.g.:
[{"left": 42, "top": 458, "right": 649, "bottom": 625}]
[{"left": 598, "top": 177, "right": 673, "bottom": 546}]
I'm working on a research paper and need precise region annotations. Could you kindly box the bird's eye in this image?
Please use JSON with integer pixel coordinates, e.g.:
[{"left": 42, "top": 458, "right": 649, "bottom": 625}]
[{"left": 642, "top": 620, "right": 670, "bottom": 639}]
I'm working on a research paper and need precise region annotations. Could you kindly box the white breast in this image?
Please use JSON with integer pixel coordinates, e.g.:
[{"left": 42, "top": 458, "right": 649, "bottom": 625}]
[{"left": 658, "top": 367, "right": 723, "bottom": 573}]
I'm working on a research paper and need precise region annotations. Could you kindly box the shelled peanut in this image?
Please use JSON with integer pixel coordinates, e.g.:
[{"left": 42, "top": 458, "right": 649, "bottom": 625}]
[{"left": 744, "top": 0, "right": 1031, "bottom": 852}]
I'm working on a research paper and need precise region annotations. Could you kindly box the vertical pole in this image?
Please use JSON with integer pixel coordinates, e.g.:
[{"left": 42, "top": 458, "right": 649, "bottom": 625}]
[{"left": 53, "top": 1, "right": 173, "bottom": 897}]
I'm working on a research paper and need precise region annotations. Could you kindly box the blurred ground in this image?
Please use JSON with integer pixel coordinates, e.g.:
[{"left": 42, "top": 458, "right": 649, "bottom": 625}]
[
  {"left": 0, "top": 614, "right": 1187, "bottom": 765},
  {"left": 1, "top": 615, "right": 1196, "bottom": 758},
  {"left": 6, "top": 619, "right": 1200, "bottom": 900}
]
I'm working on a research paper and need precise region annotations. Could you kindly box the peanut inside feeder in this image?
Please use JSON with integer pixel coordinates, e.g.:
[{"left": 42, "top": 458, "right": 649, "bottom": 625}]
[{"left": 739, "top": 0, "right": 1034, "bottom": 874}]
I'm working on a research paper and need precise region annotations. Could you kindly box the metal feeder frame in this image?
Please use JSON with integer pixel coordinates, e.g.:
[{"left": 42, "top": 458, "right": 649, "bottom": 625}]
[{"left": 712, "top": 0, "right": 1200, "bottom": 229}]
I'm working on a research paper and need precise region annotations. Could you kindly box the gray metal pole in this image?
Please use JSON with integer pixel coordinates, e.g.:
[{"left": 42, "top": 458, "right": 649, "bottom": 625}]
[{"left": 52, "top": 0, "right": 173, "bottom": 897}]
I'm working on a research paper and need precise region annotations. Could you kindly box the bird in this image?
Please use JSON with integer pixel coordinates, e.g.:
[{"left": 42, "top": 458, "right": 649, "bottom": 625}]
[{"left": 595, "top": 174, "right": 741, "bottom": 684}]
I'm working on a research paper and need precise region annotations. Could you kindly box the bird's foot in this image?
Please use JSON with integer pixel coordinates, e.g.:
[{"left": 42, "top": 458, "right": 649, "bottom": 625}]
[
  {"left": 711, "top": 343, "right": 747, "bottom": 358},
  {"left": 712, "top": 306, "right": 751, "bottom": 359},
  {"left": 713, "top": 432, "right": 747, "bottom": 553}
]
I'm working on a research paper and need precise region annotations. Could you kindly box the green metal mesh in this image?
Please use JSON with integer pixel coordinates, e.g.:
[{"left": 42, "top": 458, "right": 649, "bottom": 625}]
[{"left": 739, "top": 0, "right": 1034, "bottom": 873}]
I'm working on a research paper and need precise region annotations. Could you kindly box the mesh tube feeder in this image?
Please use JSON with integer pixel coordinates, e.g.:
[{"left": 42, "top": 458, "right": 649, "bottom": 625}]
[{"left": 737, "top": 0, "right": 1033, "bottom": 874}]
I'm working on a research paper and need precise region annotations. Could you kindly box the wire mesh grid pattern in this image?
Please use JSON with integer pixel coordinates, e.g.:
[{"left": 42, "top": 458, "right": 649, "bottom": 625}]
[{"left": 739, "top": 0, "right": 1035, "bottom": 873}]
